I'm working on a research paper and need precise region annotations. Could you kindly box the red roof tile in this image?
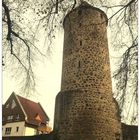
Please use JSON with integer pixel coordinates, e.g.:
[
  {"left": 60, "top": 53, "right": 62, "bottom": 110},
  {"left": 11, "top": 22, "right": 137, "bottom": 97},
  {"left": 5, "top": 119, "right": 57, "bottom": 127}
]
[{"left": 17, "top": 95, "right": 49, "bottom": 126}]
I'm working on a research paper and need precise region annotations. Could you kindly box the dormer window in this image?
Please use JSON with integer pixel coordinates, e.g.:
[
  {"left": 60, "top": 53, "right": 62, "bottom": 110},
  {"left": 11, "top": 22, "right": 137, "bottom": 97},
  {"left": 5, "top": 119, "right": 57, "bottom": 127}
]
[{"left": 35, "top": 113, "right": 42, "bottom": 122}]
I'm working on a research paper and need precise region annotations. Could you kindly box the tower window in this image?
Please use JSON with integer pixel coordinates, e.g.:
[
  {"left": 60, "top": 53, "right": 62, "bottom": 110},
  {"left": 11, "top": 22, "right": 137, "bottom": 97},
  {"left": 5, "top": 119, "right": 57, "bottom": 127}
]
[
  {"left": 78, "top": 61, "right": 81, "bottom": 68},
  {"left": 78, "top": 10, "right": 82, "bottom": 15},
  {"left": 76, "top": 60, "right": 81, "bottom": 69},
  {"left": 80, "top": 40, "right": 82, "bottom": 46},
  {"left": 100, "top": 13, "right": 103, "bottom": 19}
]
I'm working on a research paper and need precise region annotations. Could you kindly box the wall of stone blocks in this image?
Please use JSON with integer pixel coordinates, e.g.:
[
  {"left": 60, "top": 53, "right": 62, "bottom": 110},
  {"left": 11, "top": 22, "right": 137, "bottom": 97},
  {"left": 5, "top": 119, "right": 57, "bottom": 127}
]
[{"left": 54, "top": 2, "right": 122, "bottom": 140}]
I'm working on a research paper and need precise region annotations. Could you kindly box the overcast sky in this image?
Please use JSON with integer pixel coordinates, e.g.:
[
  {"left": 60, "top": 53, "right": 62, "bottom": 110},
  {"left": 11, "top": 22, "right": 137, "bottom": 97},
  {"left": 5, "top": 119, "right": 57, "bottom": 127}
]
[
  {"left": 2, "top": 29, "right": 123, "bottom": 127},
  {"left": 3, "top": 31, "right": 64, "bottom": 127}
]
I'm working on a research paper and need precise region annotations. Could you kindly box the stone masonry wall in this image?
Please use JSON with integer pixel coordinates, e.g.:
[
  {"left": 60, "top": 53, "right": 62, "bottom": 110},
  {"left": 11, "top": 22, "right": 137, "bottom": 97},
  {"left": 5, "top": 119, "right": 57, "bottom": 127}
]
[{"left": 54, "top": 2, "right": 121, "bottom": 140}]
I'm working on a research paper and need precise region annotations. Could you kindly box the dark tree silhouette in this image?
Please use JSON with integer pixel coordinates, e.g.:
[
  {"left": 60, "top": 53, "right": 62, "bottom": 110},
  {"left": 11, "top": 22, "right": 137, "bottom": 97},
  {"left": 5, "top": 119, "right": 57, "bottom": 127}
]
[{"left": 2, "top": 0, "right": 138, "bottom": 124}]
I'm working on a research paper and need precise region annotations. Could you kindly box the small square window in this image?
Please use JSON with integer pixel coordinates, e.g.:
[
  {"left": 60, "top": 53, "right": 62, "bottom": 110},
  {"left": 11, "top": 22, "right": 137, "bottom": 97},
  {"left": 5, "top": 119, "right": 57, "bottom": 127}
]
[
  {"left": 7, "top": 115, "right": 13, "bottom": 121},
  {"left": 5, "top": 104, "right": 9, "bottom": 108}
]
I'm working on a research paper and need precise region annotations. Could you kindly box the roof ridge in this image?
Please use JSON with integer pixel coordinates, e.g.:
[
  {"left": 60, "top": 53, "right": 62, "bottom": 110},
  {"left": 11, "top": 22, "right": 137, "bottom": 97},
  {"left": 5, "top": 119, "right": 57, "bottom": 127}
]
[{"left": 17, "top": 95, "right": 38, "bottom": 104}]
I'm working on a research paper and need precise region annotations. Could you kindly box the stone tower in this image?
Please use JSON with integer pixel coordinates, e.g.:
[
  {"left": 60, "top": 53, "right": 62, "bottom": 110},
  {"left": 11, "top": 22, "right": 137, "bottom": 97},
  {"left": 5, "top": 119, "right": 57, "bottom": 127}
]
[{"left": 54, "top": 1, "right": 121, "bottom": 140}]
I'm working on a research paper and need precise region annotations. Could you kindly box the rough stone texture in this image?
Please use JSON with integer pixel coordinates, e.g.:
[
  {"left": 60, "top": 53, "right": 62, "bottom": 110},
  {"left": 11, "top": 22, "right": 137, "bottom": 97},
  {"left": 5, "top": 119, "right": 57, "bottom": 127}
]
[{"left": 54, "top": 2, "right": 121, "bottom": 140}]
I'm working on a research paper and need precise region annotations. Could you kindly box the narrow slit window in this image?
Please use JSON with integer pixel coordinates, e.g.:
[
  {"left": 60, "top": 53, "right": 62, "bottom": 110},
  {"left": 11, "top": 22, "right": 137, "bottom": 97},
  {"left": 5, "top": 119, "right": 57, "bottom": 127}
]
[
  {"left": 78, "top": 10, "right": 82, "bottom": 15},
  {"left": 78, "top": 61, "right": 81, "bottom": 68},
  {"left": 80, "top": 40, "right": 82, "bottom": 46},
  {"left": 16, "top": 127, "right": 19, "bottom": 132},
  {"left": 100, "top": 13, "right": 103, "bottom": 19}
]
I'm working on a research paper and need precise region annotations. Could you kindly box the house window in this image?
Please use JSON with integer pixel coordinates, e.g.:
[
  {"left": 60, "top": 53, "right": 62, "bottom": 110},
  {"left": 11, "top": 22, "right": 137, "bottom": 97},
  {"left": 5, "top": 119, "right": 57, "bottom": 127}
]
[
  {"left": 5, "top": 127, "right": 12, "bottom": 135},
  {"left": 16, "top": 114, "right": 20, "bottom": 120},
  {"left": 11, "top": 100, "right": 16, "bottom": 109},
  {"left": 5, "top": 104, "right": 9, "bottom": 108},
  {"left": 7, "top": 115, "right": 13, "bottom": 121},
  {"left": 16, "top": 127, "right": 19, "bottom": 132}
]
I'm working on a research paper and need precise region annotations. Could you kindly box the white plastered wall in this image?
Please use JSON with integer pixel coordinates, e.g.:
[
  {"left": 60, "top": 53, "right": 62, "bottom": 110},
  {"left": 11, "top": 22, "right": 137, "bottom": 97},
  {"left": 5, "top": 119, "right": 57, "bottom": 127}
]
[
  {"left": 2, "top": 121, "right": 37, "bottom": 136},
  {"left": 24, "top": 126, "right": 37, "bottom": 136},
  {"left": 2, "top": 121, "right": 26, "bottom": 136}
]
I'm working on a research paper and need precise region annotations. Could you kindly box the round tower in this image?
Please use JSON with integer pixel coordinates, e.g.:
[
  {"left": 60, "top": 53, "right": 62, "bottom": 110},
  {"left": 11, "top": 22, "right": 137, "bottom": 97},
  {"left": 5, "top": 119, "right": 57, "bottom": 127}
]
[{"left": 54, "top": 2, "right": 121, "bottom": 140}]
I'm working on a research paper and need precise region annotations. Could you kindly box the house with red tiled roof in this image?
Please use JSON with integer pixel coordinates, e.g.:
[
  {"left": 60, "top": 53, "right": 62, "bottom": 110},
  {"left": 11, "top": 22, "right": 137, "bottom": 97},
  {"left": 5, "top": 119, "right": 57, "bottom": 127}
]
[{"left": 2, "top": 92, "right": 52, "bottom": 137}]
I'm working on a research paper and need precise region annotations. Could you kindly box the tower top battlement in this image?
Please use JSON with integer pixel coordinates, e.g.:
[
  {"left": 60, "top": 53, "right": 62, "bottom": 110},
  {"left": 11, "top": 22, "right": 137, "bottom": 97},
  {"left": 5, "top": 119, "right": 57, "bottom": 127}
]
[{"left": 63, "top": 1, "right": 108, "bottom": 27}]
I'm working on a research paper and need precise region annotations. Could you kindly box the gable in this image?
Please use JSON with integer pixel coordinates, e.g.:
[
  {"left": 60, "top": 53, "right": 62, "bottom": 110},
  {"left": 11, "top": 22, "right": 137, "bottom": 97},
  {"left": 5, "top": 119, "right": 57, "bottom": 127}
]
[
  {"left": 3, "top": 92, "right": 50, "bottom": 127},
  {"left": 3, "top": 93, "right": 26, "bottom": 124}
]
